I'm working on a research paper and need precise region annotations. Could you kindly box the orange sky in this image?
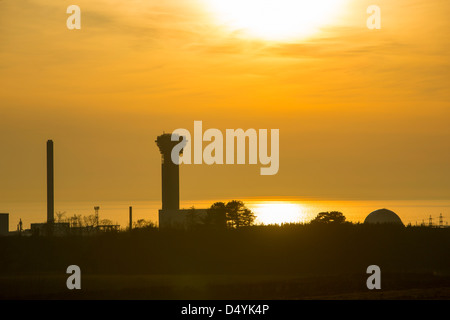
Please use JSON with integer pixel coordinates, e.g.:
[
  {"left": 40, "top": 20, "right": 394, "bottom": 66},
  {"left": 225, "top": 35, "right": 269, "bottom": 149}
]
[{"left": 0, "top": 0, "right": 449, "bottom": 203}]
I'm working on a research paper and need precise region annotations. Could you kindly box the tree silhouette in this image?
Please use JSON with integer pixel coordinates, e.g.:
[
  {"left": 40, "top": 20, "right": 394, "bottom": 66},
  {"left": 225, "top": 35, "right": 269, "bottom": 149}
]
[
  {"left": 70, "top": 214, "right": 83, "bottom": 227},
  {"left": 225, "top": 200, "right": 256, "bottom": 228},
  {"left": 55, "top": 211, "right": 66, "bottom": 223},
  {"left": 204, "top": 202, "right": 227, "bottom": 228},
  {"left": 99, "top": 219, "right": 113, "bottom": 226},
  {"left": 83, "top": 214, "right": 97, "bottom": 228},
  {"left": 240, "top": 208, "right": 256, "bottom": 227},
  {"left": 186, "top": 206, "right": 198, "bottom": 229},
  {"left": 205, "top": 200, "right": 255, "bottom": 229},
  {"left": 133, "top": 219, "right": 155, "bottom": 229},
  {"left": 311, "top": 211, "right": 346, "bottom": 224}
]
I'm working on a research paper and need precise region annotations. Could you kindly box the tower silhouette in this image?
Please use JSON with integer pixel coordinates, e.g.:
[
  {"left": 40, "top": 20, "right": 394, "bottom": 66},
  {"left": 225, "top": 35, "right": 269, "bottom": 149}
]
[
  {"left": 47, "top": 140, "right": 54, "bottom": 224},
  {"left": 156, "top": 133, "right": 184, "bottom": 211},
  {"left": 94, "top": 206, "right": 100, "bottom": 227}
]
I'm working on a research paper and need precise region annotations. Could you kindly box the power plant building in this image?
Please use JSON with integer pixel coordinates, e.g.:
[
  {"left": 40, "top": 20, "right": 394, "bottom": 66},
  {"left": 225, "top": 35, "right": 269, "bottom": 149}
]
[
  {"left": 0, "top": 213, "right": 8, "bottom": 236},
  {"left": 364, "top": 208, "right": 404, "bottom": 226}
]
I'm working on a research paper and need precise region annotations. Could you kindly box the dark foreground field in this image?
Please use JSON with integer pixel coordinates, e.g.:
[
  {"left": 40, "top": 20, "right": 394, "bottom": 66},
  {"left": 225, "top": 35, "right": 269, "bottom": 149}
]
[
  {"left": 1, "top": 273, "right": 450, "bottom": 300},
  {"left": 0, "top": 224, "right": 449, "bottom": 299}
]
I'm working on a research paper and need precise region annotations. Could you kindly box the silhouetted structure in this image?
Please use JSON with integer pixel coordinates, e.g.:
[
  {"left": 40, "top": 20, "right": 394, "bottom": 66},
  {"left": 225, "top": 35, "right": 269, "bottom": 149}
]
[
  {"left": 129, "top": 206, "right": 132, "bottom": 231},
  {"left": 155, "top": 133, "right": 207, "bottom": 228},
  {"left": 0, "top": 214, "right": 8, "bottom": 236},
  {"left": 31, "top": 222, "right": 70, "bottom": 236},
  {"left": 94, "top": 206, "right": 100, "bottom": 227},
  {"left": 47, "top": 140, "right": 54, "bottom": 224},
  {"left": 156, "top": 133, "right": 182, "bottom": 212},
  {"left": 364, "top": 208, "right": 404, "bottom": 226},
  {"left": 29, "top": 140, "right": 120, "bottom": 236},
  {"left": 30, "top": 140, "right": 57, "bottom": 236},
  {"left": 156, "top": 133, "right": 183, "bottom": 228}
]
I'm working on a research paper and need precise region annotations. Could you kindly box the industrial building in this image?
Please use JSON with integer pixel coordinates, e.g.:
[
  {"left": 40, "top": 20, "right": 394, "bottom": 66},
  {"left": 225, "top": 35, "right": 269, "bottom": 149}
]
[
  {"left": 29, "top": 140, "right": 120, "bottom": 236},
  {"left": 364, "top": 208, "right": 404, "bottom": 226},
  {"left": 0, "top": 213, "right": 8, "bottom": 236}
]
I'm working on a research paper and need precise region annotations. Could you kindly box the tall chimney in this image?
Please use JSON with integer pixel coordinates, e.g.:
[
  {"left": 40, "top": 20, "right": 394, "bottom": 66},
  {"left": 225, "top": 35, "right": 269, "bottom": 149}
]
[
  {"left": 47, "top": 140, "right": 54, "bottom": 224},
  {"left": 129, "top": 206, "right": 132, "bottom": 231}
]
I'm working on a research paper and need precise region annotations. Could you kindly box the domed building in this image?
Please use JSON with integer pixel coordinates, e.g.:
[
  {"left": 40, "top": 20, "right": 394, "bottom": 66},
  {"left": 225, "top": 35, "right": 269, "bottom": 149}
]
[{"left": 364, "top": 208, "right": 404, "bottom": 226}]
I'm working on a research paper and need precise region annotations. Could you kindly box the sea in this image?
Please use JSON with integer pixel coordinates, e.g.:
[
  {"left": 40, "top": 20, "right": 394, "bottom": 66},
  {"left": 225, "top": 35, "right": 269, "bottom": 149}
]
[{"left": 2, "top": 199, "right": 449, "bottom": 231}]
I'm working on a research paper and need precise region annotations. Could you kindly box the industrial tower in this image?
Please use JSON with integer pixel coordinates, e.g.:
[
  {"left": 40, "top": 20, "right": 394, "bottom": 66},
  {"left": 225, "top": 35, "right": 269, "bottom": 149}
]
[
  {"left": 156, "top": 133, "right": 184, "bottom": 211},
  {"left": 155, "top": 133, "right": 211, "bottom": 228},
  {"left": 47, "top": 140, "right": 54, "bottom": 224}
]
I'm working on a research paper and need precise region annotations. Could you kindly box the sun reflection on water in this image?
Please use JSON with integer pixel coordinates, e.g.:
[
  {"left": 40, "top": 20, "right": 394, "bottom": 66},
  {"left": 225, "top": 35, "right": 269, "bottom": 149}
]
[{"left": 249, "top": 201, "right": 306, "bottom": 225}]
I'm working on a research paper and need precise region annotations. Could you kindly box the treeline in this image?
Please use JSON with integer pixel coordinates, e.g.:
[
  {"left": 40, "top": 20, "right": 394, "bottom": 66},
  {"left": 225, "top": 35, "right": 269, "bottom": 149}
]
[
  {"left": 53, "top": 211, "right": 116, "bottom": 228},
  {"left": 1, "top": 223, "right": 449, "bottom": 276}
]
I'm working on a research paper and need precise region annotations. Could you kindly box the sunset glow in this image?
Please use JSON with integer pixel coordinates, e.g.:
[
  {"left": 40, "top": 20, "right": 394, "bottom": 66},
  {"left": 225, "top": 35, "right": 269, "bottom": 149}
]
[
  {"left": 1, "top": 1, "right": 449, "bottom": 220},
  {"left": 203, "top": 0, "right": 347, "bottom": 41},
  {"left": 252, "top": 202, "right": 306, "bottom": 225}
]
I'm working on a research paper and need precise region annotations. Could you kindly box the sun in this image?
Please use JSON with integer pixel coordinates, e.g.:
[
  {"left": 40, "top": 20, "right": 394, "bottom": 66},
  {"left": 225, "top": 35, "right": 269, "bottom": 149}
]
[
  {"left": 203, "top": 0, "right": 346, "bottom": 41},
  {"left": 251, "top": 202, "right": 306, "bottom": 225}
]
